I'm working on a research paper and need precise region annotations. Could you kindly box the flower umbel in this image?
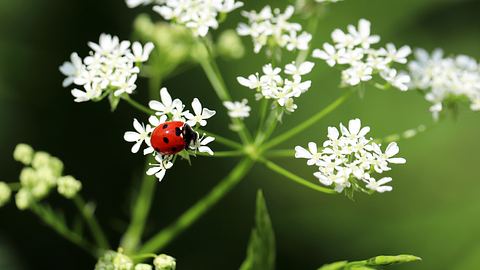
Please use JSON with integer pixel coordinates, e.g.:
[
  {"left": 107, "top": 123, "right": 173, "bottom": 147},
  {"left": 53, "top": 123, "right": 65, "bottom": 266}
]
[{"left": 295, "top": 119, "right": 406, "bottom": 196}]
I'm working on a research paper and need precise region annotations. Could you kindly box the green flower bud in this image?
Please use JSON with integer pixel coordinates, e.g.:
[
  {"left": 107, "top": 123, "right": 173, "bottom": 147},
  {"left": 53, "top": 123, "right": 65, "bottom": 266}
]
[
  {"left": 36, "top": 167, "right": 57, "bottom": 187},
  {"left": 153, "top": 254, "right": 176, "bottom": 270},
  {"left": 19, "top": 167, "right": 39, "bottom": 188},
  {"left": 15, "top": 189, "right": 32, "bottom": 210},
  {"left": 0, "top": 182, "right": 12, "bottom": 207},
  {"left": 30, "top": 181, "right": 50, "bottom": 199},
  {"left": 32, "top": 152, "right": 51, "bottom": 170},
  {"left": 13, "top": 144, "right": 34, "bottom": 165},
  {"left": 57, "top": 176, "right": 82, "bottom": 199},
  {"left": 135, "top": 264, "right": 153, "bottom": 270},
  {"left": 48, "top": 156, "right": 64, "bottom": 177},
  {"left": 217, "top": 30, "right": 245, "bottom": 59},
  {"left": 95, "top": 250, "right": 134, "bottom": 270},
  {"left": 366, "top": 255, "right": 421, "bottom": 266},
  {"left": 113, "top": 252, "right": 134, "bottom": 270}
]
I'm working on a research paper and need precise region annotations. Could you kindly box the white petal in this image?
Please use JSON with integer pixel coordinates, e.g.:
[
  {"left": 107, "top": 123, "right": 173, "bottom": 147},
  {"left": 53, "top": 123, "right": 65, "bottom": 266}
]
[
  {"left": 191, "top": 98, "right": 202, "bottom": 115},
  {"left": 160, "top": 87, "right": 172, "bottom": 106},
  {"left": 124, "top": 131, "right": 140, "bottom": 142}
]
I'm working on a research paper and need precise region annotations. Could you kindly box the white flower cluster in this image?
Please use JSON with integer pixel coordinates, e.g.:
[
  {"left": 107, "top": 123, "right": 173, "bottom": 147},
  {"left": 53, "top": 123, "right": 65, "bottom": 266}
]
[
  {"left": 9, "top": 144, "right": 82, "bottom": 210},
  {"left": 60, "top": 33, "right": 154, "bottom": 102},
  {"left": 127, "top": 0, "right": 243, "bottom": 37},
  {"left": 295, "top": 119, "right": 406, "bottom": 194},
  {"left": 237, "top": 61, "right": 315, "bottom": 112},
  {"left": 95, "top": 250, "right": 175, "bottom": 270},
  {"left": 124, "top": 87, "right": 216, "bottom": 181},
  {"left": 223, "top": 99, "right": 251, "bottom": 119},
  {"left": 237, "top": 5, "right": 312, "bottom": 53},
  {"left": 313, "top": 19, "right": 411, "bottom": 90},
  {"left": 408, "top": 48, "right": 480, "bottom": 119}
]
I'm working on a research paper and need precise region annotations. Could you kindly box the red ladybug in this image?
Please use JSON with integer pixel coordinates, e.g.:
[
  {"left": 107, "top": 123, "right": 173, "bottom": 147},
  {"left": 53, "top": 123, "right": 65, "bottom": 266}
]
[{"left": 150, "top": 121, "right": 198, "bottom": 155}]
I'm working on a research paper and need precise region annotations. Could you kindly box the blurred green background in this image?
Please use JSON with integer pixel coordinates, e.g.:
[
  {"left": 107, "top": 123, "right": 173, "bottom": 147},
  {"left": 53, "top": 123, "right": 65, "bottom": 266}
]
[{"left": 1, "top": 0, "right": 480, "bottom": 269}]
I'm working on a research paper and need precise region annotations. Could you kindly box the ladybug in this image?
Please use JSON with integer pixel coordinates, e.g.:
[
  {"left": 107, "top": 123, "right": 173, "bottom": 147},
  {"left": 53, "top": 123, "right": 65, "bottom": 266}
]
[{"left": 150, "top": 121, "right": 198, "bottom": 155}]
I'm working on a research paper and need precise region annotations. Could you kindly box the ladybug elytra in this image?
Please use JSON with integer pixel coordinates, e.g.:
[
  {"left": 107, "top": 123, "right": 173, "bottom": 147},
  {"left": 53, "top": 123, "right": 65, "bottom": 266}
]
[{"left": 150, "top": 121, "right": 198, "bottom": 155}]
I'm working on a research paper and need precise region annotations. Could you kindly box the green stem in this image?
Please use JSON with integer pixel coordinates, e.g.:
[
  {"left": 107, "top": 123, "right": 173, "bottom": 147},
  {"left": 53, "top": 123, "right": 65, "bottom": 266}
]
[
  {"left": 263, "top": 91, "right": 353, "bottom": 150},
  {"left": 30, "top": 203, "right": 100, "bottom": 257},
  {"left": 255, "top": 107, "right": 280, "bottom": 145},
  {"left": 264, "top": 149, "right": 295, "bottom": 158},
  {"left": 121, "top": 147, "right": 157, "bottom": 254},
  {"left": 199, "top": 38, "right": 252, "bottom": 144},
  {"left": 296, "top": 6, "right": 323, "bottom": 64},
  {"left": 196, "top": 128, "right": 243, "bottom": 149},
  {"left": 138, "top": 158, "right": 254, "bottom": 254},
  {"left": 7, "top": 182, "right": 21, "bottom": 191},
  {"left": 122, "top": 95, "right": 155, "bottom": 115},
  {"left": 195, "top": 150, "right": 245, "bottom": 158},
  {"left": 73, "top": 196, "right": 110, "bottom": 250},
  {"left": 259, "top": 158, "right": 336, "bottom": 194},
  {"left": 375, "top": 124, "right": 428, "bottom": 144}
]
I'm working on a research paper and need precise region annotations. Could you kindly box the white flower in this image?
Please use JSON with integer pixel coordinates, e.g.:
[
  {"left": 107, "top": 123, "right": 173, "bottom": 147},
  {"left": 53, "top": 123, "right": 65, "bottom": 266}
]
[
  {"left": 124, "top": 119, "right": 153, "bottom": 154},
  {"left": 60, "top": 33, "right": 153, "bottom": 103},
  {"left": 57, "top": 176, "right": 82, "bottom": 199},
  {"left": 298, "top": 119, "right": 405, "bottom": 195},
  {"left": 147, "top": 155, "right": 174, "bottom": 182},
  {"left": 193, "top": 134, "right": 215, "bottom": 155},
  {"left": 223, "top": 99, "right": 251, "bottom": 119},
  {"left": 238, "top": 62, "right": 314, "bottom": 112},
  {"left": 295, "top": 142, "right": 322, "bottom": 166},
  {"left": 125, "top": 0, "right": 155, "bottom": 8},
  {"left": 365, "top": 177, "right": 393, "bottom": 193},
  {"left": 408, "top": 48, "right": 480, "bottom": 118},
  {"left": 237, "top": 5, "right": 311, "bottom": 53},
  {"left": 149, "top": 88, "right": 185, "bottom": 116},
  {"left": 313, "top": 19, "right": 411, "bottom": 91},
  {"left": 185, "top": 98, "right": 216, "bottom": 127},
  {"left": 151, "top": 0, "right": 243, "bottom": 37}
]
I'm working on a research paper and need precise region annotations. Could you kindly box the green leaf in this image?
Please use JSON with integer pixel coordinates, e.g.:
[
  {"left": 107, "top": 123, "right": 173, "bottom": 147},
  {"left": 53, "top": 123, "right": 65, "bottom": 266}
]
[
  {"left": 318, "top": 255, "right": 421, "bottom": 270},
  {"left": 365, "top": 255, "right": 422, "bottom": 266},
  {"left": 239, "top": 190, "right": 276, "bottom": 270}
]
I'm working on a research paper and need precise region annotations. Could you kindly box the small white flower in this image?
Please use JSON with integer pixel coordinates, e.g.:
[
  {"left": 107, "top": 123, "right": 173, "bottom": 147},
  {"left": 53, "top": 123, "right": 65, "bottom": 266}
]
[
  {"left": 13, "top": 143, "right": 34, "bottom": 165},
  {"left": 71, "top": 82, "right": 103, "bottom": 103},
  {"left": 237, "top": 74, "right": 261, "bottom": 90},
  {"left": 113, "top": 74, "right": 138, "bottom": 96},
  {"left": 348, "top": 19, "right": 380, "bottom": 49},
  {"left": 285, "top": 61, "right": 315, "bottom": 77},
  {"left": 223, "top": 99, "right": 251, "bottom": 119},
  {"left": 149, "top": 87, "right": 184, "bottom": 116},
  {"left": 193, "top": 134, "right": 215, "bottom": 155},
  {"left": 295, "top": 142, "right": 322, "bottom": 166},
  {"left": 147, "top": 155, "right": 174, "bottom": 182},
  {"left": 382, "top": 43, "right": 412, "bottom": 64},
  {"left": 312, "top": 43, "right": 342, "bottom": 67},
  {"left": 59, "top": 52, "right": 84, "bottom": 87},
  {"left": 365, "top": 177, "right": 393, "bottom": 193},
  {"left": 380, "top": 69, "right": 411, "bottom": 91},
  {"left": 124, "top": 119, "right": 153, "bottom": 154},
  {"left": 128, "top": 42, "right": 155, "bottom": 62},
  {"left": 185, "top": 98, "right": 216, "bottom": 127}
]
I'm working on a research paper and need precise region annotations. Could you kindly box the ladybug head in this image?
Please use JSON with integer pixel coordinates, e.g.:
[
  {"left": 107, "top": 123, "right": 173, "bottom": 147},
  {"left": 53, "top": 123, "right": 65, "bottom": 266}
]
[{"left": 182, "top": 123, "right": 198, "bottom": 148}]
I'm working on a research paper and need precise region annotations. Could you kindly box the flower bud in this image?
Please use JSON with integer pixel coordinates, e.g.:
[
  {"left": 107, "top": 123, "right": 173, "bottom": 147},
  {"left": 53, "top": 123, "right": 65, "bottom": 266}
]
[
  {"left": 13, "top": 144, "right": 34, "bottom": 165},
  {"left": 217, "top": 30, "right": 245, "bottom": 59},
  {"left": 0, "top": 182, "right": 12, "bottom": 207},
  {"left": 113, "top": 252, "right": 134, "bottom": 270},
  {"left": 48, "top": 156, "right": 64, "bottom": 177},
  {"left": 135, "top": 264, "right": 153, "bottom": 270},
  {"left": 15, "top": 189, "right": 32, "bottom": 210},
  {"left": 57, "top": 176, "right": 82, "bottom": 199},
  {"left": 153, "top": 254, "right": 176, "bottom": 270},
  {"left": 30, "top": 181, "right": 50, "bottom": 199},
  {"left": 20, "top": 167, "right": 39, "bottom": 188},
  {"left": 366, "top": 255, "right": 421, "bottom": 266},
  {"left": 32, "top": 152, "right": 51, "bottom": 169}
]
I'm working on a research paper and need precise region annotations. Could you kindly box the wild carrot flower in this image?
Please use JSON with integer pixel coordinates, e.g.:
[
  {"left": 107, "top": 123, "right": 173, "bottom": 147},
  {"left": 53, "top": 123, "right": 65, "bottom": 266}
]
[
  {"left": 237, "top": 5, "right": 312, "bottom": 53},
  {"left": 295, "top": 119, "right": 406, "bottom": 195},
  {"left": 312, "top": 19, "right": 411, "bottom": 90},
  {"left": 60, "top": 34, "right": 154, "bottom": 103},
  {"left": 237, "top": 61, "right": 314, "bottom": 112},
  {"left": 408, "top": 48, "right": 480, "bottom": 119},
  {"left": 223, "top": 99, "right": 251, "bottom": 119}
]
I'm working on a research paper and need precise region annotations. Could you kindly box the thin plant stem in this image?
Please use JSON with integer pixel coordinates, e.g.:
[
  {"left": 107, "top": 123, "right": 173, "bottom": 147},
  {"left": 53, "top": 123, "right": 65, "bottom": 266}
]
[
  {"left": 258, "top": 158, "right": 336, "bottom": 194},
  {"left": 122, "top": 95, "right": 155, "bottom": 115},
  {"left": 296, "top": 6, "right": 323, "bottom": 64},
  {"left": 121, "top": 156, "right": 157, "bottom": 253},
  {"left": 73, "top": 195, "right": 110, "bottom": 250},
  {"left": 264, "top": 149, "right": 296, "bottom": 158},
  {"left": 195, "top": 150, "right": 245, "bottom": 158},
  {"left": 137, "top": 158, "right": 255, "bottom": 254},
  {"left": 196, "top": 128, "right": 243, "bottom": 149},
  {"left": 199, "top": 38, "right": 252, "bottom": 144},
  {"left": 30, "top": 203, "right": 100, "bottom": 257},
  {"left": 375, "top": 124, "right": 428, "bottom": 144},
  {"left": 263, "top": 91, "right": 353, "bottom": 150}
]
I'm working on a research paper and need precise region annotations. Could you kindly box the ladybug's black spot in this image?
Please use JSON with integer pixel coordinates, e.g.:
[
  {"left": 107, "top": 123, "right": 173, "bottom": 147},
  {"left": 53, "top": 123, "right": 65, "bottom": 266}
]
[
  {"left": 175, "top": 127, "right": 182, "bottom": 136},
  {"left": 171, "top": 147, "right": 177, "bottom": 152},
  {"left": 163, "top": 137, "right": 169, "bottom": 144},
  {"left": 162, "top": 124, "right": 168, "bottom": 129}
]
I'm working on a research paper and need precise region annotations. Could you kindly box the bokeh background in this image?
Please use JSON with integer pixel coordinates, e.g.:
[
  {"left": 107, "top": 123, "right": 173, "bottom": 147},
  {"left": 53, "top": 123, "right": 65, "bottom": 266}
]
[{"left": 1, "top": 0, "right": 480, "bottom": 269}]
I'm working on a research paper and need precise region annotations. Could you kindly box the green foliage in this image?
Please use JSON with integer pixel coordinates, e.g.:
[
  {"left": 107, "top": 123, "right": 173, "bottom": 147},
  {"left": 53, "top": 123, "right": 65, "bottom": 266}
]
[
  {"left": 318, "top": 255, "right": 422, "bottom": 270},
  {"left": 239, "top": 190, "right": 276, "bottom": 270}
]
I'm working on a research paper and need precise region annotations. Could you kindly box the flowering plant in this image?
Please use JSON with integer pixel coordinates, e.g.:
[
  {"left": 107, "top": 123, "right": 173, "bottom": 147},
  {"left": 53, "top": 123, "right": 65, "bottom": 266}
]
[{"left": 2, "top": 0, "right": 479, "bottom": 269}]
